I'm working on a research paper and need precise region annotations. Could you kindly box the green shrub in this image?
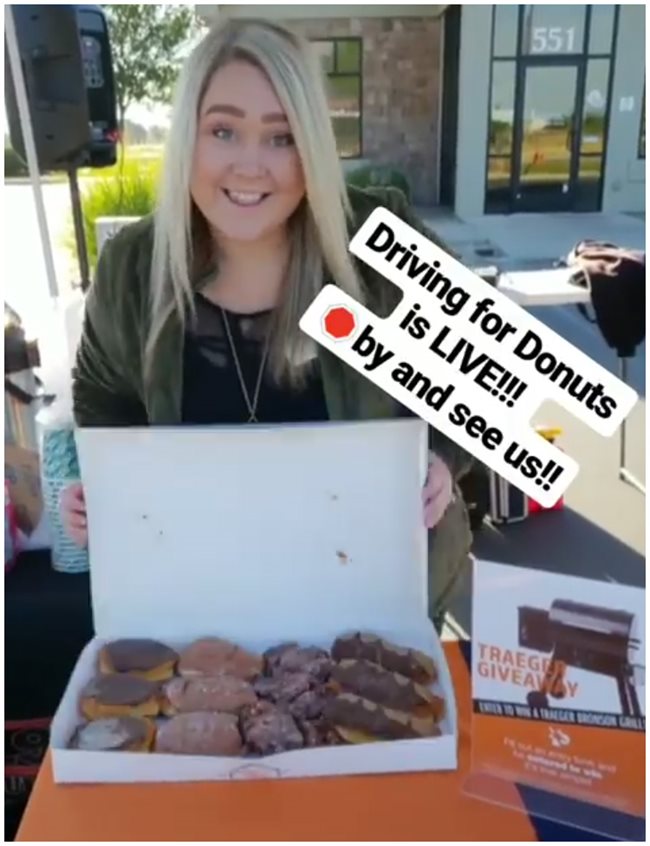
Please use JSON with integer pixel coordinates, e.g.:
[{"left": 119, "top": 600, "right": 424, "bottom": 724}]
[
  {"left": 5, "top": 145, "right": 28, "bottom": 178},
  {"left": 346, "top": 164, "right": 412, "bottom": 202},
  {"left": 65, "top": 155, "right": 160, "bottom": 270}
]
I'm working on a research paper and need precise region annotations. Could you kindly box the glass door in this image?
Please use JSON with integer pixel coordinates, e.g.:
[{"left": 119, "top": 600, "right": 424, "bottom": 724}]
[{"left": 514, "top": 64, "right": 580, "bottom": 211}]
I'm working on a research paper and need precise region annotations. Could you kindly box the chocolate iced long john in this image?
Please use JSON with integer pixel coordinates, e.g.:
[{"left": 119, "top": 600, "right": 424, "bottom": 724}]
[
  {"left": 325, "top": 693, "right": 441, "bottom": 742},
  {"left": 331, "top": 632, "right": 437, "bottom": 684},
  {"left": 331, "top": 659, "right": 445, "bottom": 718}
]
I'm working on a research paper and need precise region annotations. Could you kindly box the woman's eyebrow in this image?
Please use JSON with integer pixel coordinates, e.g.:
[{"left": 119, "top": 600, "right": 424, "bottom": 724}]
[
  {"left": 203, "top": 103, "right": 288, "bottom": 123},
  {"left": 261, "top": 111, "right": 289, "bottom": 124}
]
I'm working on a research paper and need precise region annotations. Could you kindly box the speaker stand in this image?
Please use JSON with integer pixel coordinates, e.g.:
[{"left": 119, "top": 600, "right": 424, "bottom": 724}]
[
  {"left": 5, "top": 5, "right": 59, "bottom": 300},
  {"left": 618, "top": 357, "right": 645, "bottom": 495},
  {"left": 66, "top": 165, "right": 91, "bottom": 292}
]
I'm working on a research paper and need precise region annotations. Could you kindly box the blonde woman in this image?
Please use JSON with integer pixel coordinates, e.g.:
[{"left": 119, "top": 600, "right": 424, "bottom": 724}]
[{"left": 62, "top": 18, "right": 473, "bottom": 632}]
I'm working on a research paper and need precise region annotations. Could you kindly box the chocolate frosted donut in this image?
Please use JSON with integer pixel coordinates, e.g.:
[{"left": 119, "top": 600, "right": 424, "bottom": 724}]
[
  {"left": 82, "top": 674, "right": 159, "bottom": 706},
  {"left": 99, "top": 639, "right": 178, "bottom": 681},
  {"left": 81, "top": 673, "right": 161, "bottom": 719},
  {"left": 71, "top": 717, "right": 154, "bottom": 752}
]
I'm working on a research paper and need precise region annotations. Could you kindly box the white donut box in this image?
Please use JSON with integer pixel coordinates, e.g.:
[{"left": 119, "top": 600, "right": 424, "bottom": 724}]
[{"left": 49, "top": 418, "right": 458, "bottom": 783}]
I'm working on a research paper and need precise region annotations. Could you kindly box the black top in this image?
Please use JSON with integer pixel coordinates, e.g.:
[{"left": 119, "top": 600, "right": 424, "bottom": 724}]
[{"left": 182, "top": 293, "right": 330, "bottom": 425}]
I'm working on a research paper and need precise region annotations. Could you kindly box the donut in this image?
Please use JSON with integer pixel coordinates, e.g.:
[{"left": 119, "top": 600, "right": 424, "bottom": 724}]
[{"left": 99, "top": 638, "right": 178, "bottom": 681}]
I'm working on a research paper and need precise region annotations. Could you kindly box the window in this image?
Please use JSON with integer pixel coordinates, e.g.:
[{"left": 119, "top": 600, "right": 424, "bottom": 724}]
[
  {"left": 312, "top": 38, "right": 362, "bottom": 158},
  {"left": 522, "top": 5, "right": 586, "bottom": 56},
  {"left": 588, "top": 5, "right": 616, "bottom": 54},
  {"left": 581, "top": 59, "right": 610, "bottom": 156},
  {"left": 577, "top": 56, "right": 611, "bottom": 205},
  {"left": 486, "top": 11, "right": 519, "bottom": 212},
  {"left": 492, "top": 5, "right": 519, "bottom": 57},
  {"left": 485, "top": 6, "right": 620, "bottom": 214},
  {"left": 488, "top": 62, "right": 516, "bottom": 157}
]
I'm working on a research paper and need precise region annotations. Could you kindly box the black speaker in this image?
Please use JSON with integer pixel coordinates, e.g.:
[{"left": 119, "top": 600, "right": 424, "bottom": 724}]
[
  {"left": 77, "top": 4, "right": 119, "bottom": 167},
  {"left": 5, "top": 4, "right": 118, "bottom": 172}
]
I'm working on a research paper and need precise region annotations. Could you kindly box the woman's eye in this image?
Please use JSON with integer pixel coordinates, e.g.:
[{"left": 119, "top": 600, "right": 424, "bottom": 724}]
[
  {"left": 270, "top": 133, "right": 294, "bottom": 148},
  {"left": 212, "top": 126, "right": 234, "bottom": 141}
]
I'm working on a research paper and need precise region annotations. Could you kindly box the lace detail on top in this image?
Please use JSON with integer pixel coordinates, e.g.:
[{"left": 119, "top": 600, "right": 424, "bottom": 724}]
[{"left": 181, "top": 293, "right": 329, "bottom": 425}]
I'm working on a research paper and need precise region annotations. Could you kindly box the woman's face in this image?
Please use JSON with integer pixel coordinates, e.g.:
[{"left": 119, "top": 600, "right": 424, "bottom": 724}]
[{"left": 191, "top": 59, "right": 306, "bottom": 244}]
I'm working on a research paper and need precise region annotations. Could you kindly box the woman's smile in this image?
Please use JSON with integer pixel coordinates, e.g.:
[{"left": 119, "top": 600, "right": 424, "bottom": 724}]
[{"left": 223, "top": 189, "right": 271, "bottom": 207}]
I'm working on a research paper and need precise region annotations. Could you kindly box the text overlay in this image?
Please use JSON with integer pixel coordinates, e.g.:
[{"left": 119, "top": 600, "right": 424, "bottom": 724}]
[{"left": 298, "top": 207, "right": 638, "bottom": 506}]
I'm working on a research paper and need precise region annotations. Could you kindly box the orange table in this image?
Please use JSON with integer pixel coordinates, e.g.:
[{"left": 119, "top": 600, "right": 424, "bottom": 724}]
[{"left": 15, "top": 644, "right": 549, "bottom": 842}]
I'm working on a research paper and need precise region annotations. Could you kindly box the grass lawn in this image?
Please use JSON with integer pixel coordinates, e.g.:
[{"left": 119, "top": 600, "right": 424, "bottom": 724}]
[
  {"left": 5, "top": 143, "right": 164, "bottom": 183},
  {"left": 77, "top": 144, "right": 163, "bottom": 180}
]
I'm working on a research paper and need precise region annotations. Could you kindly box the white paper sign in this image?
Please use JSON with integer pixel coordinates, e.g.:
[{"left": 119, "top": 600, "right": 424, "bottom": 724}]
[
  {"left": 469, "top": 560, "right": 645, "bottom": 819},
  {"left": 299, "top": 207, "right": 638, "bottom": 507},
  {"left": 472, "top": 561, "right": 645, "bottom": 720}
]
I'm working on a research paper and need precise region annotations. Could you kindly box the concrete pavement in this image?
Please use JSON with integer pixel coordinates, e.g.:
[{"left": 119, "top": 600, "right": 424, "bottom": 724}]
[
  {"left": 420, "top": 207, "right": 645, "bottom": 270},
  {"left": 5, "top": 182, "right": 78, "bottom": 337}
]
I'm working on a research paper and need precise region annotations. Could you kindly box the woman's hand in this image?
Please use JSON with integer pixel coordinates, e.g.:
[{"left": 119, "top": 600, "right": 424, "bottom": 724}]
[
  {"left": 422, "top": 452, "right": 454, "bottom": 529},
  {"left": 60, "top": 482, "right": 88, "bottom": 548}
]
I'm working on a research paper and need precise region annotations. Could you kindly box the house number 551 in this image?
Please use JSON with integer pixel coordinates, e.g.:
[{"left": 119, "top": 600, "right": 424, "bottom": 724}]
[{"left": 531, "top": 27, "right": 576, "bottom": 53}]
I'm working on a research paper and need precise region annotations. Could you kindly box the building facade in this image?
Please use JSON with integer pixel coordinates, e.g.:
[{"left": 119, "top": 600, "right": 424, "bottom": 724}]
[
  {"left": 453, "top": 4, "right": 645, "bottom": 217},
  {"left": 201, "top": 5, "right": 645, "bottom": 217}
]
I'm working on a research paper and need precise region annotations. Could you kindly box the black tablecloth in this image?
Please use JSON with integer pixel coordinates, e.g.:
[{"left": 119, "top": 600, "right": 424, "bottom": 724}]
[{"left": 5, "top": 552, "right": 93, "bottom": 720}]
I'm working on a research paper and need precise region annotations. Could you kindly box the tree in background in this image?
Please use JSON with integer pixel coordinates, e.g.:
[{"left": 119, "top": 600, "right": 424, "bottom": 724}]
[
  {"left": 103, "top": 4, "right": 200, "bottom": 138},
  {"left": 124, "top": 120, "right": 147, "bottom": 145}
]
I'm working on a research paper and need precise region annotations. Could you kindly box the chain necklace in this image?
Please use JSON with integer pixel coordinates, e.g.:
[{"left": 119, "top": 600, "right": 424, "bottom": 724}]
[{"left": 220, "top": 307, "right": 272, "bottom": 423}]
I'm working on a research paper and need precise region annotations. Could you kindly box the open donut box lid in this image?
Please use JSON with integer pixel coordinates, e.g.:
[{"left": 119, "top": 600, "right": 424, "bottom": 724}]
[{"left": 50, "top": 419, "right": 458, "bottom": 783}]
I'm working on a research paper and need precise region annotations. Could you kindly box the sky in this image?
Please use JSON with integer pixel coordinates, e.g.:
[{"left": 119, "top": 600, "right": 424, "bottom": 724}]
[{"left": 125, "top": 102, "right": 172, "bottom": 130}]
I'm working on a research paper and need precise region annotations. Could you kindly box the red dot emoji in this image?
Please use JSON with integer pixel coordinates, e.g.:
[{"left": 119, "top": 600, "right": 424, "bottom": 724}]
[{"left": 323, "top": 305, "right": 357, "bottom": 341}]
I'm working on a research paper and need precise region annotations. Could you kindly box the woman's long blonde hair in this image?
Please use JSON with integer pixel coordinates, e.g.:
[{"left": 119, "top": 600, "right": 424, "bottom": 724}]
[{"left": 147, "top": 17, "right": 365, "bottom": 387}]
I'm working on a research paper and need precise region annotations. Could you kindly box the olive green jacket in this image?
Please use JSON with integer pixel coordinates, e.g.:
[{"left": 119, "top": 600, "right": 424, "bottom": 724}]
[{"left": 72, "top": 184, "right": 472, "bottom": 625}]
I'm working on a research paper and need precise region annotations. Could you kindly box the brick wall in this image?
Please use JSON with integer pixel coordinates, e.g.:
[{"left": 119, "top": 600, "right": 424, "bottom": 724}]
[{"left": 288, "top": 16, "right": 444, "bottom": 205}]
